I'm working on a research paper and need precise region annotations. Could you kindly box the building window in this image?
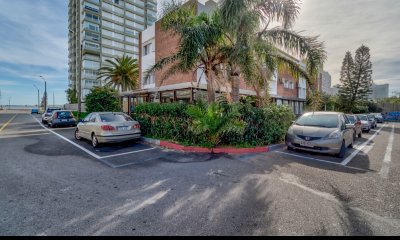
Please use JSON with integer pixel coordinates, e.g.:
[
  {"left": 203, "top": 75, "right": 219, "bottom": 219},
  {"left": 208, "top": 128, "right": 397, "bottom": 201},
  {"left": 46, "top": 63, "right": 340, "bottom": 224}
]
[
  {"left": 143, "top": 73, "right": 154, "bottom": 86},
  {"left": 284, "top": 79, "right": 294, "bottom": 89},
  {"left": 143, "top": 43, "right": 152, "bottom": 56}
]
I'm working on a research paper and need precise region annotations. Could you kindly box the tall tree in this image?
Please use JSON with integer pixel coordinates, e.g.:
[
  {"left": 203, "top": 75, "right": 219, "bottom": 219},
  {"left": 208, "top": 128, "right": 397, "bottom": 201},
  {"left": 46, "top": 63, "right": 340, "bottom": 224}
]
[
  {"left": 338, "top": 46, "right": 373, "bottom": 112},
  {"left": 219, "top": 0, "right": 327, "bottom": 105},
  {"left": 338, "top": 51, "right": 355, "bottom": 110},
  {"left": 353, "top": 45, "right": 373, "bottom": 101},
  {"left": 149, "top": 3, "right": 226, "bottom": 103},
  {"left": 97, "top": 55, "right": 139, "bottom": 92}
]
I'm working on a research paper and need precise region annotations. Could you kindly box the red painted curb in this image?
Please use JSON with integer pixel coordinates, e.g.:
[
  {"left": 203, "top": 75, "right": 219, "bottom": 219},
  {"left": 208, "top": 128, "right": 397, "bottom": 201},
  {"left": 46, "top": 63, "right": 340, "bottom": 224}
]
[{"left": 159, "top": 141, "right": 269, "bottom": 154}]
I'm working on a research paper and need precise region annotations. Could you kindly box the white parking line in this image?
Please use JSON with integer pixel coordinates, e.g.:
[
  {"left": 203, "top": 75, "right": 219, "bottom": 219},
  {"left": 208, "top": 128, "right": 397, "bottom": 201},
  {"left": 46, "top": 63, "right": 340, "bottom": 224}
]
[
  {"left": 32, "top": 116, "right": 158, "bottom": 167},
  {"left": 99, "top": 148, "right": 157, "bottom": 159},
  {"left": 341, "top": 125, "right": 386, "bottom": 166},
  {"left": 380, "top": 124, "right": 395, "bottom": 179},
  {"left": 274, "top": 151, "right": 371, "bottom": 172}
]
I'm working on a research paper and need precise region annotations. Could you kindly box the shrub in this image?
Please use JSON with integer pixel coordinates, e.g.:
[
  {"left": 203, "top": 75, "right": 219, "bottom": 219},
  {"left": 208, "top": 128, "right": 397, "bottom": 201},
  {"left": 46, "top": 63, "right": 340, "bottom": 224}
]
[
  {"left": 85, "top": 87, "right": 121, "bottom": 113},
  {"left": 133, "top": 102, "right": 295, "bottom": 147}
]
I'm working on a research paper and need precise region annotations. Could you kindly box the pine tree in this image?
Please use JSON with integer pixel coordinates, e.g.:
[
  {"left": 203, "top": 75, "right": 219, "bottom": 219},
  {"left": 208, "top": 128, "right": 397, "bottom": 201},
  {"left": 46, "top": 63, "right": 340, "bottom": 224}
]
[
  {"left": 353, "top": 45, "right": 373, "bottom": 102},
  {"left": 338, "top": 45, "right": 373, "bottom": 112},
  {"left": 338, "top": 52, "right": 355, "bottom": 111}
]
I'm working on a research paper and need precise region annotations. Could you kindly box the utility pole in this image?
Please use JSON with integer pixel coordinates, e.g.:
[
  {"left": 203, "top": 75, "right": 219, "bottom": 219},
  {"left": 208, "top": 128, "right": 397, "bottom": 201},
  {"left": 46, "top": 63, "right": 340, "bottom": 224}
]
[
  {"left": 40, "top": 76, "right": 47, "bottom": 111},
  {"left": 8, "top": 97, "right": 11, "bottom": 110},
  {"left": 53, "top": 91, "right": 55, "bottom": 107},
  {"left": 33, "top": 85, "right": 40, "bottom": 111}
]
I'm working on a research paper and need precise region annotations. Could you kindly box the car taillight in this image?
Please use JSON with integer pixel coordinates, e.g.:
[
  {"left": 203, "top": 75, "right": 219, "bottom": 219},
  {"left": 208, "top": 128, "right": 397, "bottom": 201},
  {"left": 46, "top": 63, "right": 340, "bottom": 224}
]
[
  {"left": 101, "top": 125, "right": 116, "bottom": 131},
  {"left": 134, "top": 124, "right": 141, "bottom": 129}
]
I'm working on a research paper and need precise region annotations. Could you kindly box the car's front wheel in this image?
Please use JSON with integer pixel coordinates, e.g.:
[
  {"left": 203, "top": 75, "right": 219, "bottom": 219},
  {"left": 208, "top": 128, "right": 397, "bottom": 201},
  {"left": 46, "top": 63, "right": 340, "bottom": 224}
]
[
  {"left": 92, "top": 134, "right": 99, "bottom": 148},
  {"left": 336, "top": 141, "right": 347, "bottom": 158},
  {"left": 75, "top": 128, "right": 81, "bottom": 140}
]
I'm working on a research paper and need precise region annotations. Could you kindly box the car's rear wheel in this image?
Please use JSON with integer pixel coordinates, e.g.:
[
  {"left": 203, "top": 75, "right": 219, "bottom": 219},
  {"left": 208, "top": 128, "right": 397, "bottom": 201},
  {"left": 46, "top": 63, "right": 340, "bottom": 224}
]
[
  {"left": 92, "top": 134, "right": 99, "bottom": 148},
  {"left": 336, "top": 141, "right": 346, "bottom": 158},
  {"left": 75, "top": 128, "right": 81, "bottom": 140},
  {"left": 287, "top": 146, "right": 294, "bottom": 151}
]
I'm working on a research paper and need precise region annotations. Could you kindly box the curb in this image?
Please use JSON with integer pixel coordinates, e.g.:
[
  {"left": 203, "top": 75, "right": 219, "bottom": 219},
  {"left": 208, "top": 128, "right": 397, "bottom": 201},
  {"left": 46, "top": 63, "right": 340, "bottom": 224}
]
[{"left": 141, "top": 137, "right": 270, "bottom": 154}]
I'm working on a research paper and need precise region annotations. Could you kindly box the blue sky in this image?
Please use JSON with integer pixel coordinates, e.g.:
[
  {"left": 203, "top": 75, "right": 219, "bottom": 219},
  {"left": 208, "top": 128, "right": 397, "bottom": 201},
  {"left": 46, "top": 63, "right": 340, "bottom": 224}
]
[
  {"left": 0, "top": 0, "right": 68, "bottom": 106},
  {"left": 0, "top": 0, "right": 399, "bottom": 106}
]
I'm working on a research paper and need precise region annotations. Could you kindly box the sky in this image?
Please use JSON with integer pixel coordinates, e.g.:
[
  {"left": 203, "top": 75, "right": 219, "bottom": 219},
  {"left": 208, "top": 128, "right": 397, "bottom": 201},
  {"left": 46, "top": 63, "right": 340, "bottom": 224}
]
[{"left": 0, "top": 0, "right": 399, "bottom": 106}]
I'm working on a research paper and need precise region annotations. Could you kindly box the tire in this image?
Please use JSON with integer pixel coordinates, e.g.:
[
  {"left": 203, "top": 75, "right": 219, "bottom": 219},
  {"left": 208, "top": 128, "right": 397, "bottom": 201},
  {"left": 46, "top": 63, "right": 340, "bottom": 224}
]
[
  {"left": 348, "top": 138, "right": 354, "bottom": 149},
  {"left": 336, "top": 141, "right": 346, "bottom": 158},
  {"left": 92, "top": 134, "right": 99, "bottom": 148},
  {"left": 75, "top": 128, "right": 81, "bottom": 141},
  {"left": 287, "top": 146, "right": 294, "bottom": 151}
]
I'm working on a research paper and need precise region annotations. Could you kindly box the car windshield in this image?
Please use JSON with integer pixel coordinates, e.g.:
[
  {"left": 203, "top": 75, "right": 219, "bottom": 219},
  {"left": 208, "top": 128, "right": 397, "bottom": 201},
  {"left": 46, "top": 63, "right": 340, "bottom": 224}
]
[
  {"left": 99, "top": 113, "right": 133, "bottom": 123},
  {"left": 358, "top": 115, "right": 368, "bottom": 121},
  {"left": 368, "top": 115, "right": 375, "bottom": 119},
  {"left": 57, "top": 111, "right": 73, "bottom": 119},
  {"left": 347, "top": 115, "right": 356, "bottom": 124},
  {"left": 295, "top": 114, "right": 339, "bottom": 128},
  {"left": 375, "top": 114, "right": 382, "bottom": 118}
]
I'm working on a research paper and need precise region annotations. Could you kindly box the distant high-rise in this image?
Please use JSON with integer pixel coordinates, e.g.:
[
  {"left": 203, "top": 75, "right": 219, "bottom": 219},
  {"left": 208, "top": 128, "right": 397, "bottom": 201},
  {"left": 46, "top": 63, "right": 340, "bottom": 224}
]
[
  {"left": 68, "top": 0, "right": 157, "bottom": 98},
  {"left": 370, "top": 83, "right": 389, "bottom": 100}
]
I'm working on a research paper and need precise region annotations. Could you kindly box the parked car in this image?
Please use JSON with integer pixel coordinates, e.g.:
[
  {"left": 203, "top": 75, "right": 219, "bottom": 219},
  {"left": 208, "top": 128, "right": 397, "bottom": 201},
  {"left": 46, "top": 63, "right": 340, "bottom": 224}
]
[
  {"left": 374, "top": 113, "right": 384, "bottom": 123},
  {"left": 47, "top": 110, "right": 77, "bottom": 128},
  {"left": 346, "top": 114, "right": 362, "bottom": 139},
  {"left": 357, "top": 115, "right": 371, "bottom": 133},
  {"left": 285, "top": 112, "right": 355, "bottom": 158},
  {"left": 31, "top": 108, "right": 39, "bottom": 114},
  {"left": 42, "top": 107, "right": 62, "bottom": 124},
  {"left": 367, "top": 114, "right": 377, "bottom": 129},
  {"left": 74, "top": 112, "right": 141, "bottom": 148}
]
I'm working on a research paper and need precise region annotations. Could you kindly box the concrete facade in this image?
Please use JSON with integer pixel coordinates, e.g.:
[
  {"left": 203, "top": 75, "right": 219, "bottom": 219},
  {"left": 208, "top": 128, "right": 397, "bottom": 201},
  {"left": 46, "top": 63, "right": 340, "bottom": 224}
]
[{"left": 68, "top": 0, "right": 157, "bottom": 99}]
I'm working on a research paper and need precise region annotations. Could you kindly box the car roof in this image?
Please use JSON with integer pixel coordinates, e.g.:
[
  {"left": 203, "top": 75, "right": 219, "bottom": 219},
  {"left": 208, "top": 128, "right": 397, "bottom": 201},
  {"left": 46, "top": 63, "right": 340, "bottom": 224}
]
[
  {"left": 92, "top": 112, "right": 124, "bottom": 115},
  {"left": 304, "top": 112, "right": 342, "bottom": 116}
]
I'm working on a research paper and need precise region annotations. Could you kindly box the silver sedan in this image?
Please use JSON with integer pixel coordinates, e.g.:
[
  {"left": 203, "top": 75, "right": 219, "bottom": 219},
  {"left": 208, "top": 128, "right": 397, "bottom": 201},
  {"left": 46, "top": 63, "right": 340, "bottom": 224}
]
[
  {"left": 285, "top": 112, "right": 355, "bottom": 158},
  {"left": 75, "top": 112, "right": 141, "bottom": 148}
]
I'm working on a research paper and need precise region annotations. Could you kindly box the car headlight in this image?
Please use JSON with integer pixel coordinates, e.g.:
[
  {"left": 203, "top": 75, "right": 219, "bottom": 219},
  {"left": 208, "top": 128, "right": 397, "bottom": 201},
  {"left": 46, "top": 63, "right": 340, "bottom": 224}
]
[
  {"left": 328, "top": 131, "right": 341, "bottom": 139},
  {"left": 287, "top": 127, "right": 294, "bottom": 135}
]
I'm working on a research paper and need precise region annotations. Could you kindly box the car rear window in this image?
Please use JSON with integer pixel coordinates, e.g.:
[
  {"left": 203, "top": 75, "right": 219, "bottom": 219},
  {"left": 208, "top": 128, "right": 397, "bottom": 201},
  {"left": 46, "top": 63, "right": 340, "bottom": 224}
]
[
  {"left": 347, "top": 116, "right": 356, "bottom": 124},
  {"left": 47, "top": 108, "right": 61, "bottom": 113},
  {"left": 358, "top": 115, "right": 368, "bottom": 121},
  {"left": 295, "top": 114, "right": 339, "bottom": 128},
  {"left": 57, "top": 111, "right": 73, "bottom": 119},
  {"left": 99, "top": 114, "right": 133, "bottom": 123}
]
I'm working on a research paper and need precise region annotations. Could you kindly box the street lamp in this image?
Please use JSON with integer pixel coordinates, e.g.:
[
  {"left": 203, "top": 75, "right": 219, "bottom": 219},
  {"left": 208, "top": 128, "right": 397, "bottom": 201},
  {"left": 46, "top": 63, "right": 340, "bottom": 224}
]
[
  {"left": 39, "top": 75, "right": 47, "bottom": 111},
  {"left": 68, "top": 28, "right": 82, "bottom": 119},
  {"left": 33, "top": 85, "right": 40, "bottom": 112}
]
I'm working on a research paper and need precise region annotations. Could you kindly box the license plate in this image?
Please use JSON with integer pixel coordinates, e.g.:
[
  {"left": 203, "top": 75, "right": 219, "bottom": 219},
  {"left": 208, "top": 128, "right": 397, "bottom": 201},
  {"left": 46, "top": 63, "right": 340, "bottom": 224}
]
[
  {"left": 61, "top": 119, "right": 68, "bottom": 122},
  {"left": 300, "top": 141, "right": 314, "bottom": 148},
  {"left": 118, "top": 127, "right": 129, "bottom": 131}
]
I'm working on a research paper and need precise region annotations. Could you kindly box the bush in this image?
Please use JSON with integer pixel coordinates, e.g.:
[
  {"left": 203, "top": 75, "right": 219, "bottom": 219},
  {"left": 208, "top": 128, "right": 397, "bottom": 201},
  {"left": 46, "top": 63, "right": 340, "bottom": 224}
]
[
  {"left": 133, "top": 102, "right": 295, "bottom": 148},
  {"left": 85, "top": 87, "right": 121, "bottom": 113},
  {"left": 72, "top": 111, "right": 89, "bottom": 120}
]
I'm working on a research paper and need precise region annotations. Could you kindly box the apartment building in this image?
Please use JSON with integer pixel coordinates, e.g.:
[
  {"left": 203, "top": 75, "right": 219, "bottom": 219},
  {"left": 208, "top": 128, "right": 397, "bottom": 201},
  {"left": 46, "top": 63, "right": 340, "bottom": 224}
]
[
  {"left": 68, "top": 0, "right": 157, "bottom": 99},
  {"left": 121, "top": 0, "right": 307, "bottom": 116}
]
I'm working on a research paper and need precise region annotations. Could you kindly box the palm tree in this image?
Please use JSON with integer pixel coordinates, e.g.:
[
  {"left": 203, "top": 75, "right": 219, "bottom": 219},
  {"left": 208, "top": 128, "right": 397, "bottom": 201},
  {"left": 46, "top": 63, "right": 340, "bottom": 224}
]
[
  {"left": 148, "top": 2, "right": 227, "bottom": 103},
  {"left": 97, "top": 55, "right": 139, "bottom": 92},
  {"left": 187, "top": 103, "right": 246, "bottom": 148},
  {"left": 219, "top": 0, "right": 327, "bottom": 105}
]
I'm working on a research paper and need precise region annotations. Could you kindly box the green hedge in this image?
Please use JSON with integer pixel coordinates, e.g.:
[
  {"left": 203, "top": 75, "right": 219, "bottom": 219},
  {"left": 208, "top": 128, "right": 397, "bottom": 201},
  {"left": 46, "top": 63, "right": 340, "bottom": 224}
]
[
  {"left": 72, "top": 111, "right": 89, "bottom": 120},
  {"left": 133, "top": 102, "right": 295, "bottom": 147}
]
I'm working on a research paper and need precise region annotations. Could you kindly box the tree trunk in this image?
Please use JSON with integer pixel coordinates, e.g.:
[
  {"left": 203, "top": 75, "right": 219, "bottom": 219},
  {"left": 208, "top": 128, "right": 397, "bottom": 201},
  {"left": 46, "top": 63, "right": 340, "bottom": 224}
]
[
  {"left": 230, "top": 67, "right": 241, "bottom": 103},
  {"left": 205, "top": 70, "right": 216, "bottom": 103}
]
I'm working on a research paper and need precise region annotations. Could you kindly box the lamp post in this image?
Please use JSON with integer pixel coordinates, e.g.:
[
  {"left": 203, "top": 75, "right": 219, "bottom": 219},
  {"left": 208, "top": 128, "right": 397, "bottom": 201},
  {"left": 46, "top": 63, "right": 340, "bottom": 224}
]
[
  {"left": 69, "top": 28, "right": 82, "bottom": 119},
  {"left": 33, "top": 85, "right": 40, "bottom": 112},
  {"left": 39, "top": 76, "right": 47, "bottom": 112}
]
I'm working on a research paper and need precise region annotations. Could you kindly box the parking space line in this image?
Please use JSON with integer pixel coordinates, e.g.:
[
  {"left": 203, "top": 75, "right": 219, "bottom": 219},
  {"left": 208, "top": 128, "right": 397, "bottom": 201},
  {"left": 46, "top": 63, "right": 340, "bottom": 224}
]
[
  {"left": 380, "top": 124, "right": 395, "bottom": 179},
  {"left": 341, "top": 125, "right": 386, "bottom": 166},
  {"left": 275, "top": 151, "right": 372, "bottom": 172},
  {"left": 99, "top": 148, "right": 157, "bottom": 159},
  {"left": 0, "top": 114, "right": 17, "bottom": 133},
  {"left": 32, "top": 116, "right": 104, "bottom": 160}
]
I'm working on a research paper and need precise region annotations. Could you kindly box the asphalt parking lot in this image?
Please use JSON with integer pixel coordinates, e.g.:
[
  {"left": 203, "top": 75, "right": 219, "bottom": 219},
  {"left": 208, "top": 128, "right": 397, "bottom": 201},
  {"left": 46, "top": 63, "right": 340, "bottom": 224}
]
[{"left": 1, "top": 113, "right": 399, "bottom": 236}]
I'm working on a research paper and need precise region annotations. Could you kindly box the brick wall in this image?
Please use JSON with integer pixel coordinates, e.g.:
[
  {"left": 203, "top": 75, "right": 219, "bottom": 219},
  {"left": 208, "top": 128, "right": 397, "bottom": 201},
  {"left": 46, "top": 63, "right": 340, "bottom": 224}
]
[
  {"left": 154, "top": 22, "right": 196, "bottom": 87},
  {"left": 277, "top": 69, "right": 299, "bottom": 99}
]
